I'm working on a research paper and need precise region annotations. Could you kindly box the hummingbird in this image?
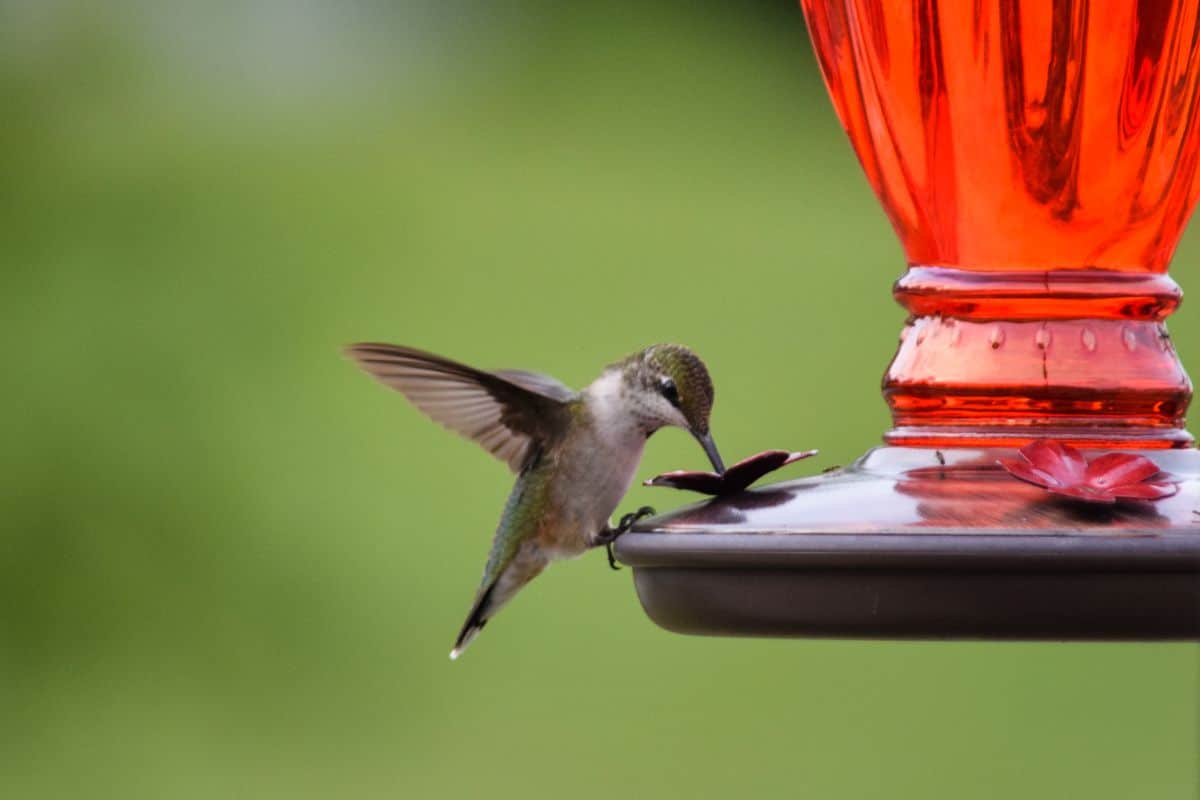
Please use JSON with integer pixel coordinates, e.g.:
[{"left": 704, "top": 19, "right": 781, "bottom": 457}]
[{"left": 346, "top": 342, "right": 724, "bottom": 660}]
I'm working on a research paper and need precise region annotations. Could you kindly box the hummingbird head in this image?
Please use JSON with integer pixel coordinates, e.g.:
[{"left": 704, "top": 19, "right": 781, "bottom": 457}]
[{"left": 622, "top": 344, "right": 724, "bottom": 473}]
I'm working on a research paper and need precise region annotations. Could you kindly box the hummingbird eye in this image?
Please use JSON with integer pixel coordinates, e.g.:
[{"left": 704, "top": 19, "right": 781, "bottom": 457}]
[{"left": 659, "top": 378, "right": 680, "bottom": 407}]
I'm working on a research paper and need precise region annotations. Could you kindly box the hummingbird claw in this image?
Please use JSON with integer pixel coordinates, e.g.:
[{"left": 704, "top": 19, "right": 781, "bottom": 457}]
[
  {"left": 617, "top": 505, "right": 656, "bottom": 532},
  {"left": 599, "top": 507, "right": 656, "bottom": 570}
]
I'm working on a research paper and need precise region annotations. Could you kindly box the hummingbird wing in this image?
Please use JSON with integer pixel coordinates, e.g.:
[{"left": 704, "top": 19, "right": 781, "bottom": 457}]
[{"left": 346, "top": 343, "right": 575, "bottom": 473}]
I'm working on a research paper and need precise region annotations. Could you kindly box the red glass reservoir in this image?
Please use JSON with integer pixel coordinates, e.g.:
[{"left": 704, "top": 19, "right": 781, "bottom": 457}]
[{"left": 801, "top": 0, "right": 1200, "bottom": 447}]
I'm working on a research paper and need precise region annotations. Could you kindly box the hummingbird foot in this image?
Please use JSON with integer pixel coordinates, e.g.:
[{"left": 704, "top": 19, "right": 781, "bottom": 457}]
[
  {"left": 605, "top": 541, "right": 620, "bottom": 571},
  {"left": 617, "top": 505, "right": 656, "bottom": 532},
  {"left": 596, "top": 506, "right": 655, "bottom": 570}
]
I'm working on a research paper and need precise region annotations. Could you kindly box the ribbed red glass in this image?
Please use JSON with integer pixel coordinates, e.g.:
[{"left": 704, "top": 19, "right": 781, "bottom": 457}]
[{"left": 801, "top": 0, "right": 1200, "bottom": 447}]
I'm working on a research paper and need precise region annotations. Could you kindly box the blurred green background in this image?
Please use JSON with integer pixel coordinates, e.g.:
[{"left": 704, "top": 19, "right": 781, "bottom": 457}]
[{"left": 2, "top": 2, "right": 1197, "bottom": 798}]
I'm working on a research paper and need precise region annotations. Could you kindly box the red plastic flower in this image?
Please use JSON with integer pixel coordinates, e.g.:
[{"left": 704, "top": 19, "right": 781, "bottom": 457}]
[
  {"left": 645, "top": 449, "right": 818, "bottom": 496},
  {"left": 997, "top": 440, "right": 1177, "bottom": 504}
]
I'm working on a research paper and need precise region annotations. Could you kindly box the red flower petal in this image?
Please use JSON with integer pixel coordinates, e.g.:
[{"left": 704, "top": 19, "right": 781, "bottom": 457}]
[
  {"left": 1107, "top": 481, "right": 1179, "bottom": 501},
  {"left": 1084, "top": 452, "right": 1161, "bottom": 489},
  {"left": 999, "top": 440, "right": 1177, "bottom": 505},
  {"left": 1021, "top": 439, "right": 1087, "bottom": 484},
  {"left": 643, "top": 470, "right": 726, "bottom": 494},
  {"left": 645, "top": 449, "right": 818, "bottom": 496},
  {"left": 722, "top": 449, "right": 817, "bottom": 487},
  {"left": 997, "top": 457, "right": 1064, "bottom": 490},
  {"left": 1046, "top": 484, "right": 1118, "bottom": 504}
]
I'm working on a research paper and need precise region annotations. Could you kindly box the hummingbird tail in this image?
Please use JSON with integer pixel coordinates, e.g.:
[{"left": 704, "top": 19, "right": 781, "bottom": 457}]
[
  {"left": 449, "top": 584, "right": 496, "bottom": 661},
  {"left": 449, "top": 624, "right": 484, "bottom": 660}
]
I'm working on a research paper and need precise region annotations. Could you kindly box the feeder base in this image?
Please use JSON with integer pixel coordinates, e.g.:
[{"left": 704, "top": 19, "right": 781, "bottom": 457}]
[{"left": 614, "top": 447, "right": 1200, "bottom": 640}]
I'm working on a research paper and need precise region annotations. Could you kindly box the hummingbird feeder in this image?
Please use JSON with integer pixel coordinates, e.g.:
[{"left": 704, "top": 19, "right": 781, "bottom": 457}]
[{"left": 615, "top": 1, "right": 1200, "bottom": 640}]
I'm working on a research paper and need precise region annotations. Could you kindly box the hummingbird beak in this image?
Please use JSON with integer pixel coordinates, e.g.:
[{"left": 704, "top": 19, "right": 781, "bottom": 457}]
[{"left": 693, "top": 429, "right": 725, "bottom": 474}]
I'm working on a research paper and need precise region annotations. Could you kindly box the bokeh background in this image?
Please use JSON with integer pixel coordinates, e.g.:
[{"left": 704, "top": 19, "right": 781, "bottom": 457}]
[{"left": 3, "top": 2, "right": 1198, "bottom": 797}]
